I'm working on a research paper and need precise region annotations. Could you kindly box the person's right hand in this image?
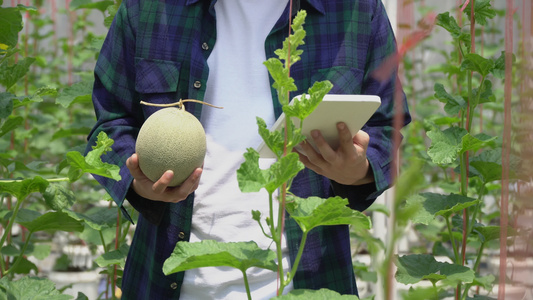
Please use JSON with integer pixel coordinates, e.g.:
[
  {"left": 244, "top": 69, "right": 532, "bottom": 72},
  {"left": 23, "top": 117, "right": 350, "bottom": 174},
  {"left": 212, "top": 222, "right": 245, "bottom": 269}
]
[{"left": 126, "top": 153, "right": 203, "bottom": 203}]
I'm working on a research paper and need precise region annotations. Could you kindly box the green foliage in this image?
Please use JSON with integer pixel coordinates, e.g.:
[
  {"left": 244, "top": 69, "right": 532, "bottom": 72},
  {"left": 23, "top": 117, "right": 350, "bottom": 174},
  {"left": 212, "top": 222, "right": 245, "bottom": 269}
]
[
  {"left": 272, "top": 288, "right": 360, "bottom": 299},
  {"left": 0, "top": 276, "right": 73, "bottom": 300},
  {"left": 163, "top": 240, "right": 278, "bottom": 275}
]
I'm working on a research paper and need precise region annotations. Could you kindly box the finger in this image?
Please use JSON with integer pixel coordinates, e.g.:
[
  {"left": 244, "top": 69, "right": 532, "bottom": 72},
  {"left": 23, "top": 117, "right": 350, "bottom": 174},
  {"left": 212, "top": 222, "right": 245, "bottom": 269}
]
[
  {"left": 337, "top": 122, "right": 356, "bottom": 153},
  {"left": 152, "top": 170, "right": 174, "bottom": 194},
  {"left": 294, "top": 149, "right": 323, "bottom": 174},
  {"left": 352, "top": 130, "right": 370, "bottom": 150},
  {"left": 126, "top": 153, "right": 145, "bottom": 179},
  {"left": 309, "top": 130, "right": 336, "bottom": 162},
  {"left": 168, "top": 168, "right": 202, "bottom": 201}
]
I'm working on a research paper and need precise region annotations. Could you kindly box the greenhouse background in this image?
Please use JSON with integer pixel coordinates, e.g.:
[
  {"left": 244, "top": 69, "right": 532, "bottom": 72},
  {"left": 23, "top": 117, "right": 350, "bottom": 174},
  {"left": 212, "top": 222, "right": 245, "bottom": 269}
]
[{"left": 0, "top": 0, "right": 531, "bottom": 299}]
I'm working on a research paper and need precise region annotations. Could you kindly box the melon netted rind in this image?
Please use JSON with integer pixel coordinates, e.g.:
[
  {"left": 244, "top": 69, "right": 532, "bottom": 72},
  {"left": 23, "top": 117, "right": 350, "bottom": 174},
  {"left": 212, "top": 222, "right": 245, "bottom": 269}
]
[{"left": 136, "top": 107, "right": 206, "bottom": 187}]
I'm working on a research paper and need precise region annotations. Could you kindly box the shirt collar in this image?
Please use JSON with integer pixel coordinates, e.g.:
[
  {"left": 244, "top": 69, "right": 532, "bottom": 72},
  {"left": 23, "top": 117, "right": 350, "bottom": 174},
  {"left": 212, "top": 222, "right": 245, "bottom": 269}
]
[{"left": 185, "top": 0, "right": 325, "bottom": 15}]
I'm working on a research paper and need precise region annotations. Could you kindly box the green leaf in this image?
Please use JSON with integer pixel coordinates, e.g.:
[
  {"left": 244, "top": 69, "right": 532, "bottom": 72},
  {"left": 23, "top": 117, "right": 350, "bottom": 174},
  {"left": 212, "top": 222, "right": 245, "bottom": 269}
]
[
  {"left": 472, "top": 80, "right": 494, "bottom": 105},
  {"left": 56, "top": 80, "right": 93, "bottom": 108},
  {"left": 460, "top": 53, "right": 494, "bottom": 77},
  {"left": 9, "top": 256, "right": 38, "bottom": 275},
  {"left": 63, "top": 207, "right": 119, "bottom": 231},
  {"left": 405, "top": 193, "right": 479, "bottom": 224},
  {"left": 0, "top": 276, "right": 73, "bottom": 300},
  {"left": 272, "top": 288, "right": 360, "bottom": 299},
  {"left": 163, "top": 240, "right": 278, "bottom": 275},
  {"left": 43, "top": 183, "right": 76, "bottom": 211},
  {"left": 24, "top": 243, "right": 52, "bottom": 260},
  {"left": 0, "top": 176, "right": 48, "bottom": 199},
  {"left": 0, "top": 92, "right": 14, "bottom": 119},
  {"left": 95, "top": 243, "right": 129, "bottom": 268},
  {"left": 0, "top": 56, "right": 35, "bottom": 90},
  {"left": 395, "top": 254, "right": 475, "bottom": 285},
  {"left": 436, "top": 12, "right": 470, "bottom": 43},
  {"left": 283, "top": 81, "right": 333, "bottom": 120},
  {"left": 460, "top": 133, "right": 497, "bottom": 154},
  {"left": 257, "top": 117, "right": 285, "bottom": 158},
  {"left": 13, "top": 86, "right": 57, "bottom": 108},
  {"left": 434, "top": 83, "right": 467, "bottom": 115},
  {"left": 464, "top": 0, "right": 496, "bottom": 26},
  {"left": 0, "top": 7, "right": 23, "bottom": 49},
  {"left": 426, "top": 127, "right": 467, "bottom": 165},
  {"left": 469, "top": 149, "right": 504, "bottom": 183},
  {"left": 473, "top": 225, "right": 517, "bottom": 243},
  {"left": 274, "top": 10, "right": 307, "bottom": 67},
  {"left": 71, "top": 0, "right": 114, "bottom": 12},
  {"left": 67, "top": 131, "right": 121, "bottom": 182},
  {"left": 263, "top": 58, "right": 297, "bottom": 97},
  {"left": 237, "top": 149, "right": 303, "bottom": 194},
  {"left": 0, "top": 115, "right": 23, "bottom": 138},
  {"left": 285, "top": 196, "right": 371, "bottom": 233},
  {"left": 17, "top": 211, "right": 84, "bottom": 233},
  {"left": 472, "top": 274, "right": 495, "bottom": 290}
]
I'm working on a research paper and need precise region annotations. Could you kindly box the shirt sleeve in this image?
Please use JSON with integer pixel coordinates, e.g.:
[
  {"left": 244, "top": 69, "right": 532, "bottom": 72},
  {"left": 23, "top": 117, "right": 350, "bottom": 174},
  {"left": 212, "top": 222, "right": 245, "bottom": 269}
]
[
  {"left": 331, "top": 0, "right": 411, "bottom": 209},
  {"left": 85, "top": 1, "right": 143, "bottom": 223}
]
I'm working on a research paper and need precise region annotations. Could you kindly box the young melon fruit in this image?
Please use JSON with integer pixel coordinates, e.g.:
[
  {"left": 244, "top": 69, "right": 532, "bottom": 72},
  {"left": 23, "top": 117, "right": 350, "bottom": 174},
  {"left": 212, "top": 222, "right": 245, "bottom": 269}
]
[{"left": 136, "top": 107, "right": 206, "bottom": 187}]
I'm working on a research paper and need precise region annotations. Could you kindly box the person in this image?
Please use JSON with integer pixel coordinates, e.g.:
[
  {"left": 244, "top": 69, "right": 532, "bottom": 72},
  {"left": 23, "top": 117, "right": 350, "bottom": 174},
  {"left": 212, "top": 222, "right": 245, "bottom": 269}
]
[{"left": 86, "top": 0, "right": 411, "bottom": 299}]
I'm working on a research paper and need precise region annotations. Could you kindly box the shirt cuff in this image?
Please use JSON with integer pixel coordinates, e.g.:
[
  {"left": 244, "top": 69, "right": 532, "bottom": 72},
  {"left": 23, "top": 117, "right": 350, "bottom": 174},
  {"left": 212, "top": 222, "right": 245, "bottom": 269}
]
[
  {"left": 125, "top": 188, "right": 168, "bottom": 226},
  {"left": 330, "top": 181, "right": 378, "bottom": 212}
]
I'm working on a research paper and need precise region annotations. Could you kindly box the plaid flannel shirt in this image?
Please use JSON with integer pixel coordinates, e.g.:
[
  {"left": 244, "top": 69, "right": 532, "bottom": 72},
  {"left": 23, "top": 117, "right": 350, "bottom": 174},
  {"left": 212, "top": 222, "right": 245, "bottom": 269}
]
[{"left": 87, "top": 0, "right": 411, "bottom": 298}]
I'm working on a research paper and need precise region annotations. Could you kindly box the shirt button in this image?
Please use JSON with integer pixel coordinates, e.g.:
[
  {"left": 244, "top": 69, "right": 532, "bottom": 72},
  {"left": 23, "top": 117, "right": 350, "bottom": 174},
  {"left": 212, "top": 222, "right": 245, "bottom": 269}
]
[
  {"left": 201, "top": 42, "right": 209, "bottom": 50},
  {"left": 178, "top": 231, "right": 185, "bottom": 239},
  {"left": 193, "top": 81, "right": 202, "bottom": 89},
  {"left": 170, "top": 282, "right": 178, "bottom": 290}
]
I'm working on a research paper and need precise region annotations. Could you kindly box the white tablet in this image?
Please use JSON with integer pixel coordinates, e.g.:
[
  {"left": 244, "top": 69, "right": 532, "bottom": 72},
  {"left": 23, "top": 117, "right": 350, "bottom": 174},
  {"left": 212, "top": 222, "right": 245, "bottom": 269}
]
[{"left": 256, "top": 94, "right": 381, "bottom": 158}]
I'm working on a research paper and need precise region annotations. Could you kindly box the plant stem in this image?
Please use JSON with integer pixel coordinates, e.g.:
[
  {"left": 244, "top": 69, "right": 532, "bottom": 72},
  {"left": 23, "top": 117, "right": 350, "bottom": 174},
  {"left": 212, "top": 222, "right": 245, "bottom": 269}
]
[
  {"left": 0, "top": 197, "right": 24, "bottom": 274},
  {"left": 280, "top": 231, "right": 308, "bottom": 295},
  {"left": 446, "top": 216, "right": 460, "bottom": 264},
  {"left": 461, "top": 242, "right": 486, "bottom": 300},
  {"left": 242, "top": 270, "right": 252, "bottom": 300},
  {"left": 99, "top": 230, "right": 108, "bottom": 253},
  {"left": 4, "top": 231, "right": 33, "bottom": 276},
  {"left": 467, "top": 183, "right": 486, "bottom": 235}
]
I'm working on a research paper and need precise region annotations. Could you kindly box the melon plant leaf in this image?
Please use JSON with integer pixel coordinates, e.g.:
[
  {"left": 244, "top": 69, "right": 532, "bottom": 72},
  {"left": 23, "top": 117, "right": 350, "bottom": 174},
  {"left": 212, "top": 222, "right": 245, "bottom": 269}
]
[
  {"left": 0, "top": 175, "right": 48, "bottom": 200},
  {"left": 0, "top": 6, "right": 23, "bottom": 49},
  {"left": 272, "top": 288, "right": 360, "bottom": 299},
  {"left": 426, "top": 127, "right": 466, "bottom": 165},
  {"left": 95, "top": 243, "right": 129, "bottom": 268},
  {"left": 472, "top": 80, "right": 494, "bottom": 105},
  {"left": 469, "top": 161, "right": 502, "bottom": 183},
  {"left": 473, "top": 225, "right": 517, "bottom": 243},
  {"left": 43, "top": 183, "right": 76, "bottom": 211},
  {"left": 0, "top": 57, "right": 35, "bottom": 90},
  {"left": 8, "top": 256, "right": 37, "bottom": 275},
  {"left": 56, "top": 80, "right": 93, "bottom": 108},
  {"left": 464, "top": 0, "right": 496, "bottom": 26},
  {"left": 257, "top": 117, "right": 284, "bottom": 158},
  {"left": 492, "top": 51, "right": 514, "bottom": 79},
  {"left": 460, "top": 133, "right": 497, "bottom": 154},
  {"left": 434, "top": 83, "right": 467, "bottom": 115},
  {"left": 163, "top": 240, "right": 278, "bottom": 275},
  {"left": 435, "top": 12, "right": 470, "bottom": 44},
  {"left": 285, "top": 196, "right": 371, "bottom": 233},
  {"left": 264, "top": 58, "right": 297, "bottom": 99},
  {"left": 283, "top": 80, "right": 332, "bottom": 120},
  {"left": 395, "top": 254, "right": 474, "bottom": 285},
  {"left": 0, "top": 115, "right": 23, "bottom": 138},
  {"left": 275, "top": 10, "right": 306, "bottom": 66},
  {"left": 63, "top": 207, "right": 120, "bottom": 231},
  {"left": 460, "top": 53, "right": 494, "bottom": 77},
  {"left": 24, "top": 244, "right": 52, "bottom": 260},
  {"left": 472, "top": 274, "right": 496, "bottom": 290},
  {"left": 0, "top": 276, "right": 73, "bottom": 300},
  {"left": 237, "top": 148, "right": 269, "bottom": 193},
  {"left": 237, "top": 149, "right": 303, "bottom": 194},
  {"left": 0, "top": 92, "right": 14, "bottom": 118},
  {"left": 71, "top": 0, "right": 114, "bottom": 12},
  {"left": 67, "top": 131, "right": 121, "bottom": 182},
  {"left": 405, "top": 192, "right": 478, "bottom": 225},
  {"left": 14, "top": 86, "right": 56, "bottom": 108},
  {"left": 17, "top": 211, "right": 84, "bottom": 233}
]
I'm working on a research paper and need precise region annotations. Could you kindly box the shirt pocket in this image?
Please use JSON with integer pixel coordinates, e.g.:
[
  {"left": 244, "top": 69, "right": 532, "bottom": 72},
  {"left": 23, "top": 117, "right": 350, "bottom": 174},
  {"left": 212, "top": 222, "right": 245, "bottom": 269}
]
[
  {"left": 310, "top": 66, "right": 364, "bottom": 95},
  {"left": 134, "top": 57, "right": 181, "bottom": 102}
]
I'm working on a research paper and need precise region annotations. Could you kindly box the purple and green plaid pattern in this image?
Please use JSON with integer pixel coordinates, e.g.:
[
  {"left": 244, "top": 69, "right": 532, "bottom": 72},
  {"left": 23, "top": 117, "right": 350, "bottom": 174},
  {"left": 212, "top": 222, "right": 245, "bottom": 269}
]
[{"left": 87, "top": 0, "right": 410, "bottom": 298}]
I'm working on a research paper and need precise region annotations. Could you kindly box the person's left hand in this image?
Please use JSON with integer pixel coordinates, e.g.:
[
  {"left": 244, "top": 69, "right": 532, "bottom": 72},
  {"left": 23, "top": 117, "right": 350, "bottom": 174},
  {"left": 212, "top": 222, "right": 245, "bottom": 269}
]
[{"left": 295, "top": 122, "right": 374, "bottom": 186}]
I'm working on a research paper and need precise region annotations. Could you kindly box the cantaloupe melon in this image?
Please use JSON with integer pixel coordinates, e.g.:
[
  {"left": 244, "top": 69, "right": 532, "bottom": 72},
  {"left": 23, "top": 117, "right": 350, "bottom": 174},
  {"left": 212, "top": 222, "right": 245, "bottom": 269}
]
[{"left": 136, "top": 107, "right": 206, "bottom": 187}]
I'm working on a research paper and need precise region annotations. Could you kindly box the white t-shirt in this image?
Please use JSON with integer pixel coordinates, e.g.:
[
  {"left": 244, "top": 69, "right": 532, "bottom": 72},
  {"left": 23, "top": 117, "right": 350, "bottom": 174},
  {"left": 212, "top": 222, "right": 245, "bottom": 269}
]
[{"left": 180, "top": 0, "right": 292, "bottom": 299}]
